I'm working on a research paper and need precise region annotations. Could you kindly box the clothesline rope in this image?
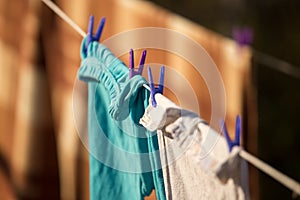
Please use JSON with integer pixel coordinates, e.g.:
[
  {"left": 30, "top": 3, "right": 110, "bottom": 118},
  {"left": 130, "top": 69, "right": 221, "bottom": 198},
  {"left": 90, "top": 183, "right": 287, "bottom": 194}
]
[
  {"left": 239, "top": 150, "right": 300, "bottom": 196},
  {"left": 41, "top": 0, "right": 300, "bottom": 196},
  {"left": 41, "top": 0, "right": 86, "bottom": 37},
  {"left": 253, "top": 50, "right": 300, "bottom": 79}
]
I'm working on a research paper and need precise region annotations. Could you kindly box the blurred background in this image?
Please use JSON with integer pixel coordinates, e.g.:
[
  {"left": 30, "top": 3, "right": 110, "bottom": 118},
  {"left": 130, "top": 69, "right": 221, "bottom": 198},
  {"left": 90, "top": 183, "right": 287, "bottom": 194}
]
[{"left": 0, "top": 0, "right": 299, "bottom": 199}]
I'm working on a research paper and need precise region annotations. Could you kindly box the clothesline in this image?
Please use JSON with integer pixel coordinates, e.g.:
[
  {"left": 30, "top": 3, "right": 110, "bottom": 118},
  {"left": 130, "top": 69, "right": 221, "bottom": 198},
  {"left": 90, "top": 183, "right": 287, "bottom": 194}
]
[
  {"left": 41, "top": 0, "right": 300, "bottom": 196},
  {"left": 253, "top": 50, "right": 300, "bottom": 79}
]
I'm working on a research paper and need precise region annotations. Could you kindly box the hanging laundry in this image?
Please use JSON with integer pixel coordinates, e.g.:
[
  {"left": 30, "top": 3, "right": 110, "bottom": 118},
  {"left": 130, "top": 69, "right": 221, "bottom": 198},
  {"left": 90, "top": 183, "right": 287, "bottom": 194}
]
[
  {"left": 78, "top": 37, "right": 166, "bottom": 200},
  {"left": 140, "top": 93, "right": 250, "bottom": 200}
]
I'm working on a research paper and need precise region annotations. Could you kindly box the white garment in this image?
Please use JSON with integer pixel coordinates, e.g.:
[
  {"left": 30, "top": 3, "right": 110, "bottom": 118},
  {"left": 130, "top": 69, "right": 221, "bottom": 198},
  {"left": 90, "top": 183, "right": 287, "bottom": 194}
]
[{"left": 140, "top": 93, "right": 250, "bottom": 200}]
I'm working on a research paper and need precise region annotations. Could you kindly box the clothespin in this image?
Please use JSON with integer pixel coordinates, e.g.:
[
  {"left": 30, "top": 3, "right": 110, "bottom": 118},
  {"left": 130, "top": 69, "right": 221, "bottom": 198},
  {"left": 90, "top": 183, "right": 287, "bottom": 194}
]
[
  {"left": 220, "top": 115, "right": 241, "bottom": 152},
  {"left": 232, "top": 26, "right": 253, "bottom": 47},
  {"left": 147, "top": 66, "right": 165, "bottom": 107},
  {"left": 129, "top": 49, "right": 147, "bottom": 78},
  {"left": 85, "top": 15, "right": 106, "bottom": 51}
]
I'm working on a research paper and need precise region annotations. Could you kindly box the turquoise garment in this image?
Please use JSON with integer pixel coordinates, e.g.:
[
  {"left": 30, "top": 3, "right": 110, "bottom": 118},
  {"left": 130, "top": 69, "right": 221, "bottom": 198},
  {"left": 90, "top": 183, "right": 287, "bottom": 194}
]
[{"left": 78, "top": 38, "right": 166, "bottom": 200}]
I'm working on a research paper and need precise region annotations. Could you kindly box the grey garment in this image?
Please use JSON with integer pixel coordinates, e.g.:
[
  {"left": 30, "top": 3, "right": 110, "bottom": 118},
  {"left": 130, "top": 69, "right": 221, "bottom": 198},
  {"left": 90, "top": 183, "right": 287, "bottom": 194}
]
[
  {"left": 215, "top": 146, "right": 250, "bottom": 199},
  {"left": 140, "top": 93, "right": 250, "bottom": 200}
]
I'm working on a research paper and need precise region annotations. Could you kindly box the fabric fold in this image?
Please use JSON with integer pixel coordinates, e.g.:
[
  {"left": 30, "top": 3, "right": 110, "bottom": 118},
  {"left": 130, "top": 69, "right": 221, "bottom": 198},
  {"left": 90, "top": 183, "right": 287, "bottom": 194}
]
[{"left": 79, "top": 38, "right": 148, "bottom": 121}]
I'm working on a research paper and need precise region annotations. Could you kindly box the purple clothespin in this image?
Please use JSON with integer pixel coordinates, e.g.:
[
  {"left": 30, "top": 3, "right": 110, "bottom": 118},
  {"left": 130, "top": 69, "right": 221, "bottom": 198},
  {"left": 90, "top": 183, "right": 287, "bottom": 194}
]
[
  {"left": 220, "top": 115, "right": 241, "bottom": 152},
  {"left": 85, "top": 15, "right": 106, "bottom": 51},
  {"left": 148, "top": 66, "right": 165, "bottom": 107},
  {"left": 129, "top": 49, "right": 147, "bottom": 78},
  {"left": 232, "top": 26, "right": 253, "bottom": 47}
]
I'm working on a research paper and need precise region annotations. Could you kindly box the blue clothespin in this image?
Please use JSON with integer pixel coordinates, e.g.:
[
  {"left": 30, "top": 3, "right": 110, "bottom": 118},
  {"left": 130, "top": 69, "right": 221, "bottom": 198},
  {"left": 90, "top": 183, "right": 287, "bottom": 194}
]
[
  {"left": 148, "top": 66, "right": 165, "bottom": 107},
  {"left": 232, "top": 26, "right": 253, "bottom": 47},
  {"left": 220, "top": 115, "right": 241, "bottom": 152},
  {"left": 129, "top": 49, "right": 147, "bottom": 78},
  {"left": 85, "top": 15, "right": 106, "bottom": 51}
]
